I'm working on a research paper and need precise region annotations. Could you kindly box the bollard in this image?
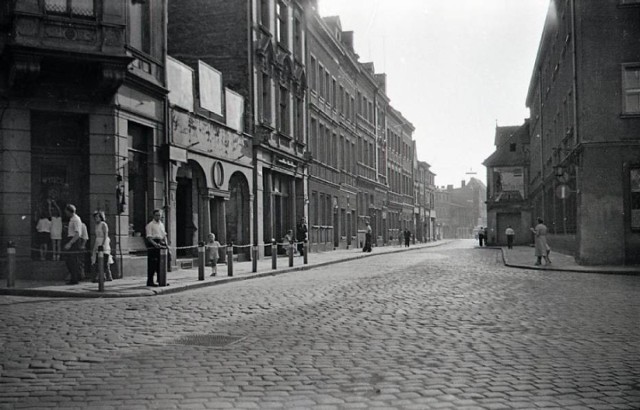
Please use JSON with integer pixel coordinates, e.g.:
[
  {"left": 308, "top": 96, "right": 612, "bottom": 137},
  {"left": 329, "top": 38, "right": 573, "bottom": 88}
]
[
  {"left": 288, "top": 243, "right": 294, "bottom": 267},
  {"left": 6, "top": 241, "right": 16, "bottom": 288},
  {"left": 251, "top": 245, "right": 258, "bottom": 273},
  {"left": 271, "top": 239, "right": 277, "bottom": 270},
  {"left": 158, "top": 247, "right": 168, "bottom": 286},
  {"left": 97, "top": 246, "right": 105, "bottom": 292},
  {"left": 227, "top": 245, "right": 234, "bottom": 277},
  {"left": 303, "top": 241, "right": 308, "bottom": 265},
  {"left": 198, "top": 241, "right": 205, "bottom": 281}
]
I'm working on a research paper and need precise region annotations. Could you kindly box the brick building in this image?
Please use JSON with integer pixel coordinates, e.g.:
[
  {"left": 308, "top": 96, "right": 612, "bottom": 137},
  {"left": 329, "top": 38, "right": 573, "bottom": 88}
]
[
  {"left": 0, "top": 0, "right": 168, "bottom": 277},
  {"left": 526, "top": 0, "right": 640, "bottom": 264}
]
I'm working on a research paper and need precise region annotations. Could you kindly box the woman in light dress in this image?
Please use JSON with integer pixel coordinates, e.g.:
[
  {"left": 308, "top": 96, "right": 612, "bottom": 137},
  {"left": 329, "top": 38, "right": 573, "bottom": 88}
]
[
  {"left": 91, "top": 211, "right": 114, "bottom": 281},
  {"left": 48, "top": 200, "right": 63, "bottom": 261},
  {"left": 530, "top": 217, "right": 551, "bottom": 266}
]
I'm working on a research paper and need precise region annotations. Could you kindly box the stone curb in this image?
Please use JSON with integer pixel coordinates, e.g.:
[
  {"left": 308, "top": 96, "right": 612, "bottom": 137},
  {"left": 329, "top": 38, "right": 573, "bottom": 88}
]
[
  {"left": 0, "top": 241, "right": 452, "bottom": 299},
  {"left": 489, "top": 246, "right": 640, "bottom": 276}
]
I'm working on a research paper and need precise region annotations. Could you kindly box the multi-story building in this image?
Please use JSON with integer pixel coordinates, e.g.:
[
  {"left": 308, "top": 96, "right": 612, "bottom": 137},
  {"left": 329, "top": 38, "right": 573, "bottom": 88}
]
[
  {"left": 434, "top": 188, "right": 452, "bottom": 240},
  {"left": 0, "top": 0, "right": 168, "bottom": 277},
  {"left": 484, "top": 123, "right": 532, "bottom": 246},
  {"left": 168, "top": 0, "right": 310, "bottom": 256},
  {"left": 436, "top": 180, "right": 487, "bottom": 240},
  {"left": 526, "top": 0, "right": 640, "bottom": 264},
  {"left": 416, "top": 160, "right": 436, "bottom": 242}
]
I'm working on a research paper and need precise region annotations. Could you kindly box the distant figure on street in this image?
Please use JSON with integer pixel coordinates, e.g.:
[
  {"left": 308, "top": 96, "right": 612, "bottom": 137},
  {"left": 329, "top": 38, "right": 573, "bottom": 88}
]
[
  {"left": 91, "top": 211, "right": 113, "bottom": 282},
  {"left": 36, "top": 208, "right": 51, "bottom": 261},
  {"left": 296, "top": 217, "right": 308, "bottom": 256},
  {"left": 478, "top": 226, "right": 485, "bottom": 247},
  {"left": 49, "top": 200, "right": 63, "bottom": 261},
  {"left": 145, "top": 209, "right": 167, "bottom": 287},
  {"left": 207, "top": 233, "right": 221, "bottom": 277},
  {"left": 530, "top": 217, "right": 551, "bottom": 266},
  {"left": 363, "top": 221, "right": 372, "bottom": 253},
  {"left": 484, "top": 227, "right": 489, "bottom": 245},
  {"left": 505, "top": 225, "right": 515, "bottom": 249},
  {"left": 63, "top": 204, "right": 82, "bottom": 285},
  {"left": 404, "top": 229, "right": 411, "bottom": 247}
]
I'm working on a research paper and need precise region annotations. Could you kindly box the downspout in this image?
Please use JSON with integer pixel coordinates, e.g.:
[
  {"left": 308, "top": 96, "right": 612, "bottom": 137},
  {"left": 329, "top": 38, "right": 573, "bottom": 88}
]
[
  {"left": 570, "top": 0, "right": 579, "bottom": 148},
  {"left": 249, "top": 0, "right": 258, "bottom": 249},
  {"left": 163, "top": 0, "right": 171, "bottom": 256},
  {"left": 538, "top": 65, "right": 545, "bottom": 222}
]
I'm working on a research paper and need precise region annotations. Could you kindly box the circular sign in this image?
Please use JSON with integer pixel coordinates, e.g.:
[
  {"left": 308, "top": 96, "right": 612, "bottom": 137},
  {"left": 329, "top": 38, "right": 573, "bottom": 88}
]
[
  {"left": 556, "top": 184, "right": 570, "bottom": 199},
  {"left": 212, "top": 161, "right": 224, "bottom": 188}
]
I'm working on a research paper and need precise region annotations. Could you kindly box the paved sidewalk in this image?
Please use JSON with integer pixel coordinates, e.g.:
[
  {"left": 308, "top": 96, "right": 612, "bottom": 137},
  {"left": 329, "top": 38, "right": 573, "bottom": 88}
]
[
  {"left": 497, "top": 245, "right": 640, "bottom": 275},
  {"left": 0, "top": 241, "right": 451, "bottom": 298}
]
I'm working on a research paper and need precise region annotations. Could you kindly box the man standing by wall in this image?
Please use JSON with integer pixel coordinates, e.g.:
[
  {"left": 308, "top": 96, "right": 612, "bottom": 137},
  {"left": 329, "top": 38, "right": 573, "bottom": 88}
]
[
  {"left": 63, "top": 204, "right": 82, "bottom": 285},
  {"left": 146, "top": 209, "right": 167, "bottom": 287}
]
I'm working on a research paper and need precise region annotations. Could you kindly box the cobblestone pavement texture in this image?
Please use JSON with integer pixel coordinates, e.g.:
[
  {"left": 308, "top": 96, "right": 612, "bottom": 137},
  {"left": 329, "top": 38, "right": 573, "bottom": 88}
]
[{"left": 1, "top": 240, "right": 639, "bottom": 409}]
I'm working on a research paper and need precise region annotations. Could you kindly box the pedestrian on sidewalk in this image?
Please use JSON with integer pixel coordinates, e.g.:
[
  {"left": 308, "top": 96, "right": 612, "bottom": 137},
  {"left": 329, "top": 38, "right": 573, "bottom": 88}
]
[
  {"left": 63, "top": 204, "right": 83, "bottom": 285},
  {"left": 49, "top": 199, "right": 63, "bottom": 261},
  {"left": 363, "top": 220, "right": 372, "bottom": 253},
  {"left": 36, "top": 208, "right": 51, "bottom": 261},
  {"left": 505, "top": 225, "right": 515, "bottom": 249},
  {"left": 530, "top": 217, "right": 551, "bottom": 266},
  {"left": 145, "top": 209, "right": 167, "bottom": 287},
  {"left": 91, "top": 211, "right": 113, "bottom": 282},
  {"left": 296, "top": 217, "right": 308, "bottom": 256},
  {"left": 478, "top": 226, "right": 485, "bottom": 247},
  {"left": 207, "top": 233, "right": 221, "bottom": 277},
  {"left": 404, "top": 229, "right": 411, "bottom": 247}
]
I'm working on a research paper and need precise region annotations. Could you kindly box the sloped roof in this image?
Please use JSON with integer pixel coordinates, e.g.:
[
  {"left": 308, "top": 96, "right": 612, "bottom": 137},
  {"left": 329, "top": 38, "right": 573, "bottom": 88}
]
[
  {"left": 484, "top": 123, "right": 529, "bottom": 167},
  {"left": 494, "top": 125, "right": 520, "bottom": 147}
]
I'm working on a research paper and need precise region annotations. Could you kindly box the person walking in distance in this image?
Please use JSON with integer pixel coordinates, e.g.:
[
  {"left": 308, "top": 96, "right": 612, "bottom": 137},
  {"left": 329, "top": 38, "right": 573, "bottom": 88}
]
[
  {"left": 207, "top": 233, "right": 221, "bottom": 277},
  {"left": 296, "top": 217, "right": 308, "bottom": 256},
  {"left": 63, "top": 204, "right": 83, "bottom": 285},
  {"left": 49, "top": 199, "right": 63, "bottom": 261},
  {"left": 404, "top": 229, "right": 411, "bottom": 247},
  {"left": 478, "top": 226, "right": 485, "bottom": 247},
  {"left": 145, "top": 209, "right": 167, "bottom": 287},
  {"left": 505, "top": 225, "right": 515, "bottom": 249},
  {"left": 363, "top": 220, "right": 372, "bottom": 253},
  {"left": 530, "top": 217, "right": 551, "bottom": 266},
  {"left": 91, "top": 211, "right": 114, "bottom": 282}
]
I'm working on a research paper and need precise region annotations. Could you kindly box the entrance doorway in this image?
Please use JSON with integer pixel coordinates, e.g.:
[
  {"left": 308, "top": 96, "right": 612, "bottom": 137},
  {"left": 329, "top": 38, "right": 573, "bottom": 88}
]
[
  {"left": 31, "top": 112, "right": 89, "bottom": 259},
  {"left": 175, "top": 160, "right": 207, "bottom": 257},
  {"left": 227, "top": 172, "right": 250, "bottom": 258}
]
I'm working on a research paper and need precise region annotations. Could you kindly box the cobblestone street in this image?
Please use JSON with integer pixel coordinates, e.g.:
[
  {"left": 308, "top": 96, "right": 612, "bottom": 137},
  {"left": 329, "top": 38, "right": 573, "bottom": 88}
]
[{"left": 1, "top": 240, "right": 639, "bottom": 409}]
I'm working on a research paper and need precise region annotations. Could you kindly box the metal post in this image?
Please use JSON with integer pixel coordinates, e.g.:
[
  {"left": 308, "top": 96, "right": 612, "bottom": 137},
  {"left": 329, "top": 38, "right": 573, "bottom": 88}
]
[
  {"left": 288, "top": 243, "right": 294, "bottom": 267},
  {"left": 158, "top": 247, "right": 168, "bottom": 286},
  {"left": 271, "top": 239, "right": 277, "bottom": 270},
  {"left": 303, "top": 241, "right": 308, "bottom": 265},
  {"left": 251, "top": 245, "right": 258, "bottom": 273},
  {"left": 227, "top": 245, "right": 234, "bottom": 277},
  {"left": 97, "top": 245, "right": 104, "bottom": 292},
  {"left": 198, "top": 242, "right": 205, "bottom": 281},
  {"left": 6, "top": 241, "right": 16, "bottom": 288}
]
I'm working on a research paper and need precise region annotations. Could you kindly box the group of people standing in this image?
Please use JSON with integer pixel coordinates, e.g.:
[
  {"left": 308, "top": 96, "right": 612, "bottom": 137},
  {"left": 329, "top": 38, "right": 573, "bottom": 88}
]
[
  {"left": 477, "top": 218, "right": 552, "bottom": 266},
  {"left": 35, "top": 201, "right": 114, "bottom": 285}
]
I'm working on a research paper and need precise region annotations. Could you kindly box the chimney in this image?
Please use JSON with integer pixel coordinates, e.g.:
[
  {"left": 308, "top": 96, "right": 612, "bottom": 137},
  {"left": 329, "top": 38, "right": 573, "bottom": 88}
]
[
  {"left": 461, "top": 180, "right": 466, "bottom": 188},
  {"left": 341, "top": 31, "right": 354, "bottom": 52}
]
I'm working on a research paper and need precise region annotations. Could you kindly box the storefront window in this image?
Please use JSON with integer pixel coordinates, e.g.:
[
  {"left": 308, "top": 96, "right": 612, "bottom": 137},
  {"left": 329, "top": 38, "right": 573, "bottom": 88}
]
[{"left": 127, "top": 122, "right": 150, "bottom": 237}]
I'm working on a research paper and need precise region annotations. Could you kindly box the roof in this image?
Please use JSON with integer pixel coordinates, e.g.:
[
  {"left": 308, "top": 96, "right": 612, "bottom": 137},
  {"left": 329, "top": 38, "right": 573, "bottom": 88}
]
[
  {"left": 494, "top": 125, "right": 520, "bottom": 147},
  {"left": 484, "top": 122, "right": 530, "bottom": 167}
]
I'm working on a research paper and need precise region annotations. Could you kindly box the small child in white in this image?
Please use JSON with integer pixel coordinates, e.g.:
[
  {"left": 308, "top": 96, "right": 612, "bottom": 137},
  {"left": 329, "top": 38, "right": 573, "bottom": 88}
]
[
  {"left": 36, "top": 209, "right": 52, "bottom": 261},
  {"left": 207, "top": 233, "right": 221, "bottom": 277}
]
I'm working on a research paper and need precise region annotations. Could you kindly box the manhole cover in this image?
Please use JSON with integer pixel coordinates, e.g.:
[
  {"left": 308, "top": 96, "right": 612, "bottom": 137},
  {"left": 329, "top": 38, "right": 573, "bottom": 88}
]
[{"left": 171, "top": 334, "right": 244, "bottom": 347}]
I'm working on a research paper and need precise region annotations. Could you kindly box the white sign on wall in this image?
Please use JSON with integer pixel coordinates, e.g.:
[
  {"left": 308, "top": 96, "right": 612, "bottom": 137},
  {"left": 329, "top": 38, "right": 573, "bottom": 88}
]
[
  {"left": 225, "top": 88, "right": 244, "bottom": 133},
  {"left": 166, "top": 56, "right": 194, "bottom": 112},
  {"left": 198, "top": 61, "right": 223, "bottom": 115}
]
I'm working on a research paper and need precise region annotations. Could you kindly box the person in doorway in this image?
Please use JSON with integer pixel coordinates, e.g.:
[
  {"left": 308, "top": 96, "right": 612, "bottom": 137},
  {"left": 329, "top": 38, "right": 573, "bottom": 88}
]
[
  {"left": 478, "top": 226, "right": 485, "bottom": 247},
  {"left": 91, "top": 211, "right": 114, "bottom": 282},
  {"left": 363, "top": 220, "right": 372, "bottom": 253},
  {"left": 63, "top": 204, "right": 83, "bottom": 285},
  {"left": 145, "top": 209, "right": 167, "bottom": 287},
  {"left": 530, "top": 217, "right": 551, "bottom": 266},
  {"left": 36, "top": 208, "right": 51, "bottom": 261},
  {"left": 505, "top": 225, "right": 515, "bottom": 249},
  {"left": 49, "top": 200, "right": 63, "bottom": 261},
  {"left": 404, "top": 229, "right": 411, "bottom": 247},
  {"left": 296, "top": 217, "right": 308, "bottom": 256},
  {"left": 207, "top": 233, "right": 221, "bottom": 277}
]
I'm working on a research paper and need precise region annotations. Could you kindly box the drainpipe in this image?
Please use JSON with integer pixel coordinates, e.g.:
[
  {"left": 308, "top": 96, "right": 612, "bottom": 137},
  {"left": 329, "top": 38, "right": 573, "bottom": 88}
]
[
  {"left": 248, "top": 0, "right": 258, "bottom": 249},
  {"left": 538, "top": 65, "right": 545, "bottom": 222}
]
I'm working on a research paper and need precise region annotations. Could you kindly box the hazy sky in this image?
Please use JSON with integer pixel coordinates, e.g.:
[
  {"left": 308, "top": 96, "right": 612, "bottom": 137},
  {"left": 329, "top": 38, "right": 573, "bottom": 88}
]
[{"left": 319, "top": 0, "right": 549, "bottom": 188}]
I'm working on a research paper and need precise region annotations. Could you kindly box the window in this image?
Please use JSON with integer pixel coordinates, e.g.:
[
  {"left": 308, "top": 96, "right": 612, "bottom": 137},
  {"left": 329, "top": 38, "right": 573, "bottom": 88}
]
[
  {"left": 278, "top": 86, "right": 289, "bottom": 135},
  {"left": 325, "top": 71, "right": 331, "bottom": 102},
  {"left": 45, "top": 0, "right": 94, "bottom": 17},
  {"left": 310, "top": 118, "right": 317, "bottom": 158},
  {"left": 510, "top": 143, "right": 517, "bottom": 152},
  {"left": 332, "top": 78, "right": 337, "bottom": 108},
  {"left": 261, "top": 73, "right": 271, "bottom": 124},
  {"left": 310, "top": 56, "right": 317, "bottom": 91},
  {"left": 623, "top": 65, "right": 640, "bottom": 114},
  {"left": 631, "top": 168, "right": 640, "bottom": 229},
  {"left": 128, "top": 0, "right": 150, "bottom": 54},
  {"left": 294, "top": 96, "right": 304, "bottom": 142},
  {"left": 318, "top": 66, "right": 325, "bottom": 99},
  {"left": 276, "top": 1, "right": 288, "bottom": 47},
  {"left": 127, "top": 122, "right": 151, "bottom": 237},
  {"left": 260, "top": 0, "right": 270, "bottom": 28},
  {"left": 294, "top": 16, "right": 303, "bottom": 59}
]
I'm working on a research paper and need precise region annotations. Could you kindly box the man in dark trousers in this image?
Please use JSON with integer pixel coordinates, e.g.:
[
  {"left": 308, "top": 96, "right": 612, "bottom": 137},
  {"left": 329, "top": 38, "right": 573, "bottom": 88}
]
[
  {"left": 296, "top": 217, "right": 308, "bottom": 256},
  {"left": 363, "top": 220, "right": 372, "bottom": 252},
  {"left": 478, "top": 226, "right": 485, "bottom": 247},
  {"left": 404, "top": 229, "right": 411, "bottom": 247},
  {"left": 145, "top": 209, "right": 167, "bottom": 287},
  {"left": 63, "top": 204, "right": 82, "bottom": 285}
]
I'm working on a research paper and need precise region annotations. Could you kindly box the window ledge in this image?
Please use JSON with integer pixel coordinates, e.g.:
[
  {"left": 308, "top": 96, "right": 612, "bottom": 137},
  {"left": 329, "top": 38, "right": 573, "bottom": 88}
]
[{"left": 620, "top": 113, "right": 640, "bottom": 119}]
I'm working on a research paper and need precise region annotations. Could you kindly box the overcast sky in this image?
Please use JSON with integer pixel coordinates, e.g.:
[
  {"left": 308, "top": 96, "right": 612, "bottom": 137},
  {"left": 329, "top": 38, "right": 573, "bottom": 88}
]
[{"left": 319, "top": 0, "right": 549, "bottom": 188}]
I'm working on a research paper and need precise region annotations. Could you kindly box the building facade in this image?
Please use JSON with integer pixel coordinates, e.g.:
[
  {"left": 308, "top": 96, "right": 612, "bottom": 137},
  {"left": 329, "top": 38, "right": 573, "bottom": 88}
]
[{"left": 526, "top": 0, "right": 640, "bottom": 264}]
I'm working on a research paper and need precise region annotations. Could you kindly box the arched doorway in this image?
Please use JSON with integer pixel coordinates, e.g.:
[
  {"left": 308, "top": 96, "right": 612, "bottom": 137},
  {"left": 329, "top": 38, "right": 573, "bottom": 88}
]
[
  {"left": 227, "top": 172, "right": 250, "bottom": 258},
  {"left": 176, "top": 160, "right": 207, "bottom": 257}
]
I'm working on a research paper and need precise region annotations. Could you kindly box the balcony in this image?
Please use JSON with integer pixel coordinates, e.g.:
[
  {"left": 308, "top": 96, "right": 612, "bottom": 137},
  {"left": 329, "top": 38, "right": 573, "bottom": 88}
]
[{"left": 4, "top": 0, "right": 130, "bottom": 93}]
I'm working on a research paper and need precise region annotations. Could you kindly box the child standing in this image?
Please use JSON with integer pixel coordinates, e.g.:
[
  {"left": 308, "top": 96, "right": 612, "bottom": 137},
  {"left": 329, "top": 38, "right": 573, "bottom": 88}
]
[
  {"left": 36, "top": 209, "right": 51, "bottom": 261},
  {"left": 48, "top": 200, "right": 63, "bottom": 261},
  {"left": 207, "top": 233, "right": 221, "bottom": 277}
]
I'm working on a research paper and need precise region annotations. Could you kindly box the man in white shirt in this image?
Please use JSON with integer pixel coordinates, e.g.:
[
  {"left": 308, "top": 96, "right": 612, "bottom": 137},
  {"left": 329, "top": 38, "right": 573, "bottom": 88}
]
[
  {"left": 505, "top": 225, "right": 515, "bottom": 249},
  {"left": 63, "top": 204, "right": 82, "bottom": 284},
  {"left": 145, "top": 209, "right": 167, "bottom": 286}
]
